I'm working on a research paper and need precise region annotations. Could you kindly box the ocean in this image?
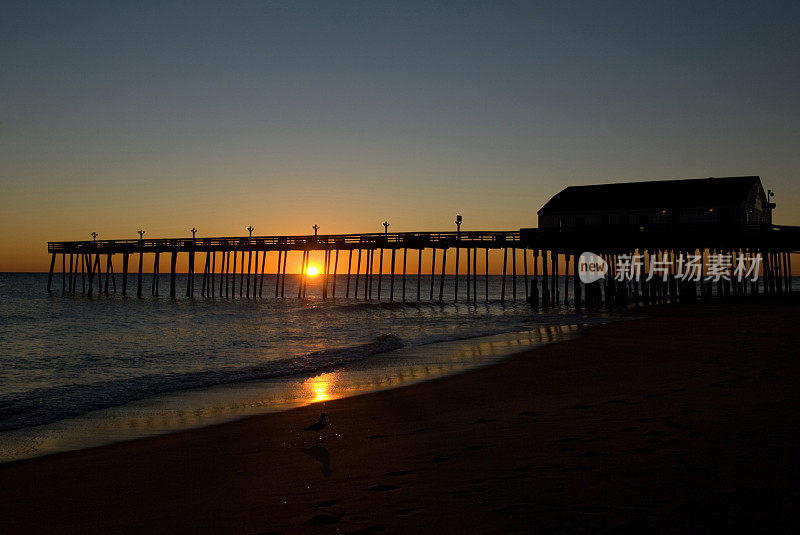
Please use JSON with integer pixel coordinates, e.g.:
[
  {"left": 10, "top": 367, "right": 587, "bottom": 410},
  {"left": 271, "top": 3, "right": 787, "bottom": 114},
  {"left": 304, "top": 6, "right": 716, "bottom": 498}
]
[{"left": 0, "top": 272, "right": 612, "bottom": 461}]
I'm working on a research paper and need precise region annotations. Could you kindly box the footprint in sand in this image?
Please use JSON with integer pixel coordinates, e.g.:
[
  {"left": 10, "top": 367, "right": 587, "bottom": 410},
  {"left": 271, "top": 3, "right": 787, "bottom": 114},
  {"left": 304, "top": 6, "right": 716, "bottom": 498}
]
[
  {"left": 454, "top": 486, "right": 489, "bottom": 498},
  {"left": 555, "top": 437, "right": 579, "bottom": 444},
  {"left": 563, "top": 465, "right": 592, "bottom": 472},
  {"left": 537, "top": 464, "right": 566, "bottom": 470},
  {"left": 313, "top": 499, "right": 340, "bottom": 508},
  {"left": 385, "top": 469, "right": 412, "bottom": 477},
  {"left": 486, "top": 504, "right": 523, "bottom": 517},
  {"left": 308, "top": 513, "right": 342, "bottom": 526},
  {"left": 369, "top": 484, "right": 399, "bottom": 492},
  {"left": 350, "top": 525, "right": 388, "bottom": 534},
  {"left": 573, "top": 505, "right": 609, "bottom": 513}
]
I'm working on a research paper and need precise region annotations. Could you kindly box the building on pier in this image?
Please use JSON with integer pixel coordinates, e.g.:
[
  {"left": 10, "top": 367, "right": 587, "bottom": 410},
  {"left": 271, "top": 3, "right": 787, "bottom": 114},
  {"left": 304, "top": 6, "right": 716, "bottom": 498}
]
[{"left": 537, "top": 176, "right": 773, "bottom": 231}]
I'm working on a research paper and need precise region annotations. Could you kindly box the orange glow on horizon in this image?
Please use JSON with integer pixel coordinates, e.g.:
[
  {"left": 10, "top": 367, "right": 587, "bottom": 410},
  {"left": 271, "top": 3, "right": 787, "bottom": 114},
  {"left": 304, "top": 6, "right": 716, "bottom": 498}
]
[{"left": 306, "top": 265, "right": 319, "bottom": 276}]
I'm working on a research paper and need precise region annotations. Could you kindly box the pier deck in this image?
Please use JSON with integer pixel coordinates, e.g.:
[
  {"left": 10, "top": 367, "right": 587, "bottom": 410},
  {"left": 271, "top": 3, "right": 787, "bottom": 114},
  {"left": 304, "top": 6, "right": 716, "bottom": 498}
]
[{"left": 48, "top": 230, "right": 521, "bottom": 254}]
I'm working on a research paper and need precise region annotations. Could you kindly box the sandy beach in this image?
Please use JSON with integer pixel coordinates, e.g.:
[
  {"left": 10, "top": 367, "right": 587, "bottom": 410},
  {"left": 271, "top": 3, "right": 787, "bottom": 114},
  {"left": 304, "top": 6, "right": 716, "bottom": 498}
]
[{"left": 2, "top": 298, "right": 799, "bottom": 533}]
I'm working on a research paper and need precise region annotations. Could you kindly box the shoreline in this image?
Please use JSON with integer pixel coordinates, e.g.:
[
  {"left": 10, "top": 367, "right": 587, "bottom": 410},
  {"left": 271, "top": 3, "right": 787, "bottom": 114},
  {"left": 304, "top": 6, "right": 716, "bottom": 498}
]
[
  {"left": 0, "top": 321, "right": 594, "bottom": 463},
  {"left": 2, "top": 298, "right": 799, "bottom": 532}
]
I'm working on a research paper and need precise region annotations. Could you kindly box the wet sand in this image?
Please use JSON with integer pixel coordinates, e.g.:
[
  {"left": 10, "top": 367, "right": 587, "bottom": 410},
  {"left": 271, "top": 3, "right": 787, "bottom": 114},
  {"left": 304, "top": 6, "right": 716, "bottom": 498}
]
[{"left": 2, "top": 298, "right": 799, "bottom": 533}]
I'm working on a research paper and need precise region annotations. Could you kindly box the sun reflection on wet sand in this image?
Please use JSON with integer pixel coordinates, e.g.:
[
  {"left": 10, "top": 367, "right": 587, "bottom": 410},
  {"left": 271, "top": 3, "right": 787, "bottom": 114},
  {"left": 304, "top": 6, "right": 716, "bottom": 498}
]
[{"left": 304, "top": 373, "right": 336, "bottom": 402}]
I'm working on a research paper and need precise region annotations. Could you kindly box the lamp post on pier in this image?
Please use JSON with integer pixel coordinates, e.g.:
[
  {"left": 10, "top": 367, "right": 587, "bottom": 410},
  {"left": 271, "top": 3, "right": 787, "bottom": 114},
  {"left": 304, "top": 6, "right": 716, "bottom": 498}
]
[
  {"left": 767, "top": 189, "right": 776, "bottom": 222},
  {"left": 456, "top": 215, "right": 462, "bottom": 239},
  {"left": 138, "top": 229, "right": 145, "bottom": 240},
  {"left": 191, "top": 227, "right": 197, "bottom": 239},
  {"left": 91, "top": 232, "right": 98, "bottom": 241},
  {"left": 312, "top": 224, "right": 319, "bottom": 236},
  {"left": 383, "top": 221, "right": 390, "bottom": 235},
  {"left": 247, "top": 226, "right": 254, "bottom": 239}
]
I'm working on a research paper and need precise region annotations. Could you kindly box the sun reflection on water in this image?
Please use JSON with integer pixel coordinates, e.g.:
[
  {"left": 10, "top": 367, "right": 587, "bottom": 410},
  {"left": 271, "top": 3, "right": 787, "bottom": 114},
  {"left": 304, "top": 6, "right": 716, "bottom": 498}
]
[{"left": 304, "top": 372, "right": 336, "bottom": 402}]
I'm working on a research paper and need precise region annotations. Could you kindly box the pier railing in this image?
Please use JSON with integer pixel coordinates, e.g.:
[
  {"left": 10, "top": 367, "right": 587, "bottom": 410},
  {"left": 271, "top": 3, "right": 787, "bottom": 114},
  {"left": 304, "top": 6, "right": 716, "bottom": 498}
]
[{"left": 48, "top": 230, "right": 521, "bottom": 253}]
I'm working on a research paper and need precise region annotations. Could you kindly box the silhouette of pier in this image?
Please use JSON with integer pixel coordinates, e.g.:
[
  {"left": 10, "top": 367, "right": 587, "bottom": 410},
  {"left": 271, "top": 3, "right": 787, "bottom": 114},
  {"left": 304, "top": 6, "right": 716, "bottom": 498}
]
[
  {"left": 45, "top": 177, "right": 800, "bottom": 308},
  {"left": 46, "top": 224, "right": 797, "bottom": 308},
  {"left": 47, "top": 230, "right": 528, "bottom": 302}
]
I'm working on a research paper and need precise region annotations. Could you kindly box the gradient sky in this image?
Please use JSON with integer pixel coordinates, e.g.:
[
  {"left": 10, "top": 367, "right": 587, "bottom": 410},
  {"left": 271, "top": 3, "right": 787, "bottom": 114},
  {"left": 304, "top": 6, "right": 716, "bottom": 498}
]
[{"left": 2, "top": 0, "right": 798, "bottom": 272}]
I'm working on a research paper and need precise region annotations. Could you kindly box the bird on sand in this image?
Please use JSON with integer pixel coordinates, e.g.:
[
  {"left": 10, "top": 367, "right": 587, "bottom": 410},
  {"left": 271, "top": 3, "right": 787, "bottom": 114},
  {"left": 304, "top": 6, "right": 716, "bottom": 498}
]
[{"left": 303, "top": 412, "right": 327, "bottom": 441}]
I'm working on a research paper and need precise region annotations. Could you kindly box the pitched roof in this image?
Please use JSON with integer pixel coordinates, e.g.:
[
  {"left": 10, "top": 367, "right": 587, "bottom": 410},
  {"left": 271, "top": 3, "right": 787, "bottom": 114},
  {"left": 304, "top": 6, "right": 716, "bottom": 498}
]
[{"left": 538, "top": 176, "right": 761, "bottom": 214}]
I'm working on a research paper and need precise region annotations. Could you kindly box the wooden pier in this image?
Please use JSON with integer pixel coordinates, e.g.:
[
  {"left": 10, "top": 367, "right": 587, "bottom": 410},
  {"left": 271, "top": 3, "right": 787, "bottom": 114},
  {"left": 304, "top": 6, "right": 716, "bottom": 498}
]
[
  {"left": 46, "top": 224, "right": 798, "bottom": 307},
  {"left": 47, "top": 230, "right": 525, "bottom": 302}
]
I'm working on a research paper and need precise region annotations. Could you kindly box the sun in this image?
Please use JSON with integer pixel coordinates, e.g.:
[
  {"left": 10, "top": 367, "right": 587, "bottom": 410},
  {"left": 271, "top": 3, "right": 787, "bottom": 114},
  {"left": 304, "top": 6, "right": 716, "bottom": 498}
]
[{"left": 306, "top": 265, "right": 319, "bottom": 276}]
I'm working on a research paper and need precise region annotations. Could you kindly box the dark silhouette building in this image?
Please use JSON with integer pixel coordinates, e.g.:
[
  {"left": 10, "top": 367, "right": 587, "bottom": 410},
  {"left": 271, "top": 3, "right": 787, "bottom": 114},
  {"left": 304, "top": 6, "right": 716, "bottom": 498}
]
[{"left": 538, "top": 176, "right": 773, "bottom": 231}]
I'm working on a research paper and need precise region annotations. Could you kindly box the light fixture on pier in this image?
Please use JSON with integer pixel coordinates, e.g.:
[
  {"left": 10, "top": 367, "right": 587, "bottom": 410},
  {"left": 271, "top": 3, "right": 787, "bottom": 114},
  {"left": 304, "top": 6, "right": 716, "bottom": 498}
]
[
  {"left": 90, "top": 232, "right": 98, "bottom": 241},
  {"left": 312, "top": 224, "right": 319, "bottom": 236},
  {"left": 383, "top": 221, "right": 390, "bottom": 235}
]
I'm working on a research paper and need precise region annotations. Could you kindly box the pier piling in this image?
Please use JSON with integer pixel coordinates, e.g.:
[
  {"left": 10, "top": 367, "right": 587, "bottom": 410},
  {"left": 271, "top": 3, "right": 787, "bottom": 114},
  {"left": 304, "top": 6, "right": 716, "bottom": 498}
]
[
  {"left": 501, "top": 248, "right": 507, "bottom": 303},
  {"left": 122, "top": 253, "right": 129, "bottom": 296},
  {"left": 47, "top": 254, "right": 55, "bottom": 292},
  {"left": 439, "top": 248, "right": 446, "bottom": 302}
]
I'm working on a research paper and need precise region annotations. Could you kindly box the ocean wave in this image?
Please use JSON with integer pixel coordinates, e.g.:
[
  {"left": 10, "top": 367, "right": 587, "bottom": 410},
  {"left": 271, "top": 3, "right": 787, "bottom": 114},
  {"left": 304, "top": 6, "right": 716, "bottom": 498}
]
[
  {"left": 0, "top": 334, "right": 403, "bottom": 432},
  {"left": 405, "top": 321, "right": 591, "bottom": 349}
]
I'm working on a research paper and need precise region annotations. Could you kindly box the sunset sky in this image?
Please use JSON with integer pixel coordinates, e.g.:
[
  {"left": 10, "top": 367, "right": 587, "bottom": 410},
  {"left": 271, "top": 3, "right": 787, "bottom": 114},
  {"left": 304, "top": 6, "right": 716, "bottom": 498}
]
[{"left": 1, "top": 1, "right": 798, "bottom": 272}]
